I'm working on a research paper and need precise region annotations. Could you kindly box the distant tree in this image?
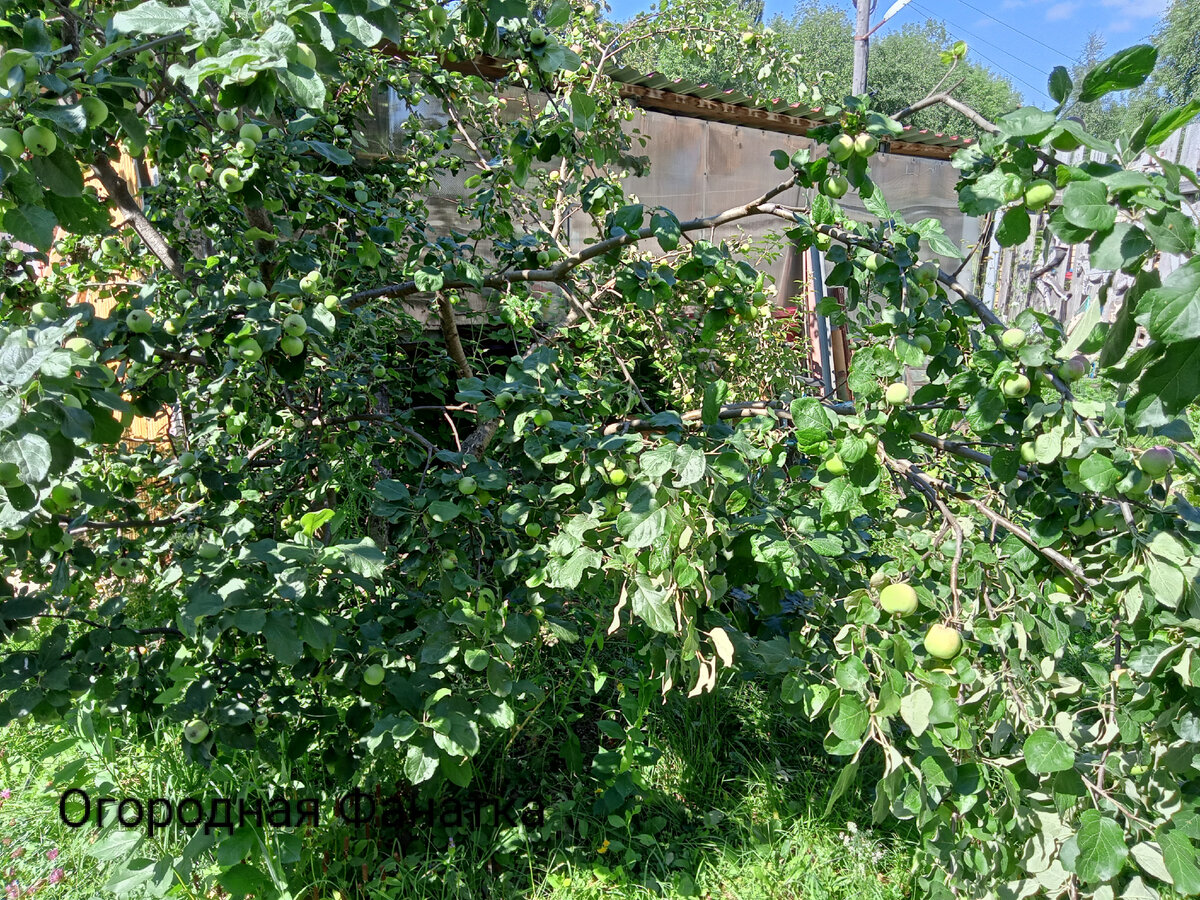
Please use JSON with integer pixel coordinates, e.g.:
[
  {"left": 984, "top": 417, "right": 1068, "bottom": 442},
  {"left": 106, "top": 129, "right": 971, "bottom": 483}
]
[
  {"left": 618, "top": 0, "right": 1022, "bottom": 136},
  {"left": 1149, "top": 0, "right": 1200, "bottom": 106}
]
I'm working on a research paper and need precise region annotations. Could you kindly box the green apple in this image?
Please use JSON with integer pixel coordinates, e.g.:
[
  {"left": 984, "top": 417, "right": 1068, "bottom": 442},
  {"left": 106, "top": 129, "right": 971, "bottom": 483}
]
[
  {"left": 524, "top": 522, "right": 542, "bottom": 538},
  {"left": 196, "top": 333, "right": 214, "bottom": 348},
  {"left": 233, "top": 337, "right": 263, "bottom": 363},
  {"left": 187, "top": 162, "right": 207, "bottom": 181},
  {"left": 608, "top": 468, "right": 628, "bottom": 486},
  {"left": 236, "top": 137, "right": 256, "bottom": 157},
  {"left": 111, "top": 558, "right": 136, "bottom": 577},
  {"left": 533, "top": 409, "right": 554, "bottom": 426},
  {"left": 1000, "top": 327, "right": 1026, "bottom": 351},
  {"left": 915, "top": 334, "right": 932, "bottom": 353},
  {"left": 290, "top": 298, "right": 305, "bottom": 312},
  {"left": 22, "top": 124, "right": 56, "bottom": 156},
  {"left": 254, "top": 714, "right": 268, "bottom": 728},
  {"left": 915, "top": 261, "right": 938, "bottom": 284},
  {"left": 924, "top": 624, "right": 962, "bottom": 660},
  {"left": 363, "top": 663, "right": 385, "bottom": 686},
  {"left": 863, "top": 252, "right": 884, "bottom": 272},
  {"left": 529, "top": 27, "right": 547, "bottom": 44},
  {"left": 1138, "top": 446, "right": 1175, "bottom": 479},
  {"left": 1001, "top": 374, "right": 1031, "bottom": 398},
  {"left": 869, "top": 570, "right": 889, "bottom": 590},
  {"left": 323, "top": 294, "right": 340, "bottom": 311},
  {"left": 216, "top": 110, "right": 238, "bottom": 132},
  {"left": 239, "top": 122, "right": 263, "bottom": 143},
  {"left": 880, "top": 582, "right": 918, "bottom": 615},
  {"left": 853, "top": 133, "right": 878, "bottom": 156},
  {"left": 440, "top": 552, "right": 458, "bottom": 570},
  {"left": 282, "top": 313, "right": 307, "bottom": 337},
  {"left": 81, "top": 96, "right": 109, "bottom": 127},
  {"left": 458, "top": 475, "right": 478, "bottom": 495},
  {"left": 885, "top": 382, "right": 909, "bottom": 406},
  {"left": 178, "top": 451, "right": 196, "bottom": 468},
  {"left": 821, "top": 175, "right": 849, "bottom": 199},
  {"left": 126, "top": 309, "right": 153, "bottom": 334},
  {"left": 829, "top": 133, "right": 854, "bottom": 162},
  {"left": 0, "top": 127, "right": 23, "bottom": 158},
  {"left": 101, "top": 236, "right": 123, "bottom": 257},
  {"left": 299, "top": 271, "right": 321, "bottom": 295},
  {"left": 1058, "top": 354, "right": 1089, "bottom": 381},
  {"left": 1023, "top": 179, "right": 1055, "bottom": 210},
  {"left": 825, "top": 454, "right": 847, "bottom": 476},
  {"left": 218, "top": 168, "right": 243, "bottom": 192},
  {"left": 65, "top": 336, "right": 96, "bottom": 358},
  {"left": 183, "top": 719, "right": 210, "bottom": 743},
  {"left": 295, "top": 42, "right": 318, "bottom": 69},
  {"left": 494, "top": 390, "right": 514, "bottom": 410},
  {"left": 278, "top": 335, "right": 303, "bottom": 357},
  {"left": 50, "top": 483, "right": 79, "bottom": 509},
  {"left": 1020, "top": 441, "right": 1037, "bottom": 464},
  {"left": 245, "top": 279, "right": 267, "bottom": 299},
  {"left": 163, "top": 316, "right": 185, "bottom": 335},
  {"left": 372, "top": 363, "right": 386, "bottom": 378}
]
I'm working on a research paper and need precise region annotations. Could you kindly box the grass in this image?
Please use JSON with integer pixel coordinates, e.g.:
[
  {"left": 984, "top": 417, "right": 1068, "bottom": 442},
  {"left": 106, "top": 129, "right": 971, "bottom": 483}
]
[{"left": 0, "top": 674, "right": 912, "bottom": 899}]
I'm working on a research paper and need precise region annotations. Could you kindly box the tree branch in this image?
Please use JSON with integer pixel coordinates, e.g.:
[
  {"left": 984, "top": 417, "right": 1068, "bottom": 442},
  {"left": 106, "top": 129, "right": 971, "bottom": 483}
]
[{"left": 91, "top": 153, "right": 186, "bottom": 283}]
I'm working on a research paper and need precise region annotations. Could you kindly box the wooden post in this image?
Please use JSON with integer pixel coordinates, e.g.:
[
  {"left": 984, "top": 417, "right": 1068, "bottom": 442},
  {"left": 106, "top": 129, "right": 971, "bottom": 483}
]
[{"left": 852, "top": 0, "right": 871, "bottom": 94}]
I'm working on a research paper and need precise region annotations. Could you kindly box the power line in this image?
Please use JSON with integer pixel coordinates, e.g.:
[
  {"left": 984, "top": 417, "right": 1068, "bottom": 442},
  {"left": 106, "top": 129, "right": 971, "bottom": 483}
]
[
  {"left": 944, "top": 0, "right": 1076, "bottom": 64},
  {"left": 906, "top": 1, "right": 1056, "bottom": 104}
]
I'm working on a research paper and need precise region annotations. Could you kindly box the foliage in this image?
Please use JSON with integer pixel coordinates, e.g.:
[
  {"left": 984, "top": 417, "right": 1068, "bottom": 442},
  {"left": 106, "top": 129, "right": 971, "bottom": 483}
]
[
  {"left": 617, "top": 0, "right": 1023, "bottom": 136},
  {"left": 0, "top": 1, "right": 1198, "bottom": 899}
]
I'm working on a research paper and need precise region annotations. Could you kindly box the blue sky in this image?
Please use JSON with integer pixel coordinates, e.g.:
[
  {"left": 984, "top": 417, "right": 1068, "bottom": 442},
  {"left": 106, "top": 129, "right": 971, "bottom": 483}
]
[{"left": 603, "top": 0, "right": 1171, "bottom": 106}]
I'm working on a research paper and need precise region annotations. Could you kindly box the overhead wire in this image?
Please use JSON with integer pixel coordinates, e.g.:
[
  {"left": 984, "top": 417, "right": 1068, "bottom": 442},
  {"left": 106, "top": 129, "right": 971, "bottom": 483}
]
[
  {"left": 944, "top": 0, "right": 1077, "bottom": 64},
  {"left": 904, "top": 1, "right": 1058, "bottom": 104}
]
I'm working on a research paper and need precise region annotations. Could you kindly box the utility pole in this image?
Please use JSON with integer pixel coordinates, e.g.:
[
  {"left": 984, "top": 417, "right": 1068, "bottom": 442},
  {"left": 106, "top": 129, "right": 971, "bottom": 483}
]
[{"left": 852, "top": 0, "right": 871, "bottom": 94}]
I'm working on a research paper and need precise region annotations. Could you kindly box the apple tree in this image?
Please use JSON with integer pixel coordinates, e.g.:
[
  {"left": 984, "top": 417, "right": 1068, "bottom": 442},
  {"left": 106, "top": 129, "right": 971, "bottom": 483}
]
[{"left": 1, "top": 0, "right": 1199, "bottom": 896}]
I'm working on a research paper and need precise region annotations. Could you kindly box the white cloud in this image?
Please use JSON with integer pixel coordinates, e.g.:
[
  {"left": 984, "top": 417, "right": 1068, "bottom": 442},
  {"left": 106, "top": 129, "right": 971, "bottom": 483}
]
[
  {"left": 1099, "top": 0, "right": 1169, "bottom": 33},
  {"left": 1045, "top": 1, "right": 1081, "bottom": 22}
]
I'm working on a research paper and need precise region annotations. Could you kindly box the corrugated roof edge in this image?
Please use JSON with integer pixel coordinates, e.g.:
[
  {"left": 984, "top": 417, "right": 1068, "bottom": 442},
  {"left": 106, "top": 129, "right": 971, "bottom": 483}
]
[
  {"left": 607, "top": 64, "right": 974, "bottom": 154},
  {"left": 411, "top": 51, "right": 974, "bottom": 160}
]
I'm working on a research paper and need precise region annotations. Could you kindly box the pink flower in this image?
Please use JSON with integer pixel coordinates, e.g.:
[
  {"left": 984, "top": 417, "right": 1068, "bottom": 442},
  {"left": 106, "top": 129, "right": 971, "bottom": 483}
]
[
  {"left": 48, "top": 869, "right": 64, "bottom": 885},
  {"left": 44, "top": 850, "right": 57, "bottom": 863},
  {"left": 5, "top": 880, "right": 18, "bottom": 900},
  {"left": 7, "top": 849, "right": 21, "bottom": 861},
  {"left": 0, "top": 790, "right": 10, "bottom": 800}
]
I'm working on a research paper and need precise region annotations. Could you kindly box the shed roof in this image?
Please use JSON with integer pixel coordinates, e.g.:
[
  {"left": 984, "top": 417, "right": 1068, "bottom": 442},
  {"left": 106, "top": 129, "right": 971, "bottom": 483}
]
[{"left": 434, "top": 54, "right": 974, "bottom": 161}]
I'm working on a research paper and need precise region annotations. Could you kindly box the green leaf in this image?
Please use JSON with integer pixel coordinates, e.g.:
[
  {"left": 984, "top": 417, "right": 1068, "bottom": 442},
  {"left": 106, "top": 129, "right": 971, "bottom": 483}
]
[
  {"left": 788, "top": 397, "right": 832, "bottom": 449},
  {"left": 1023, "top": 728, "right": 1075, "bottom": 773},
  {"left": 1144, "top": 209, "right": 1196, "bottom": 255},
  {"left": 1145, "top": 100, "right": 1200, "bottom": 148},
  {"left": 650, "top": 209, "right": 681, "bottom": 252},
  {"left": 1079, "top": 45, "right": 1158, "bottom": 103},
  {"left": 299, "top": 508, "right": 335, "bottom": 537},
  {"left": 278, "top": 67, "right": 326, "bottom": 111},
  {"left": 404, "top": 741, "right": 439, "bottom": 783},
  {"left": 631, "top": 575, "right": 674, "bottom": 632},
  {"left": 1160, "top": 830, "right": 1200, "bottom": 895},
  {"left": 112, "top": 0, "right": 196, "bottom": 35},
  {"left": 1078, "top": 453, "right": 1121, "bottom": 492},
  {"left": 1062, "top": 180, "right": 1115, "bottom": 233},
  {"left": 2, "top": 204, "right": 57, "bottom": 251},
  {"left": 1089, "top": 223, "right": 1152, "bottom": 271},
  {"left": 828, "top": 694, "right": 868, "bottom": 743},
  {"left": 413, "top": 266, "right": 444, "bottom": 292},
  {"left": 899, "top": 688, "right": 933, "bottom": 737},
  {"left": 996, "top": 206, "right": 1031, "bottom": 247},
  {"left": 1071, "top": 810, "right": 1129, "bottom": 883},
  {"left": 1136, "top": 258, "right": 1200, "bottom": 343},
  {"left": 672, "top": 444, "right": 707, "bottom": 486},
  {"left": 0, "top": 433, "right": 52, "bottom": 484},
  {"left": 545, "top": 0, "right": 571, "bottom": 28},
  {"left": 28, "top": 147, "right": 83, "bottom": 197},
  {"left": 262, "top": 612, "right": 302, "bottom": 665},
  {"left": 427, "top": 500, "right": 460, "bottom": 522},
  {"left": 996, "top": 106, "right": 1057, "bottom": 139},
  {"left": 1048, "top": 66, "right": 1072, "bottom": 104},
  {"left": 701, "top": 380, "right": 729, "bottom": 425},
  {"left": 626, "top": 507, "right": 667, "bottom": 549}
]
